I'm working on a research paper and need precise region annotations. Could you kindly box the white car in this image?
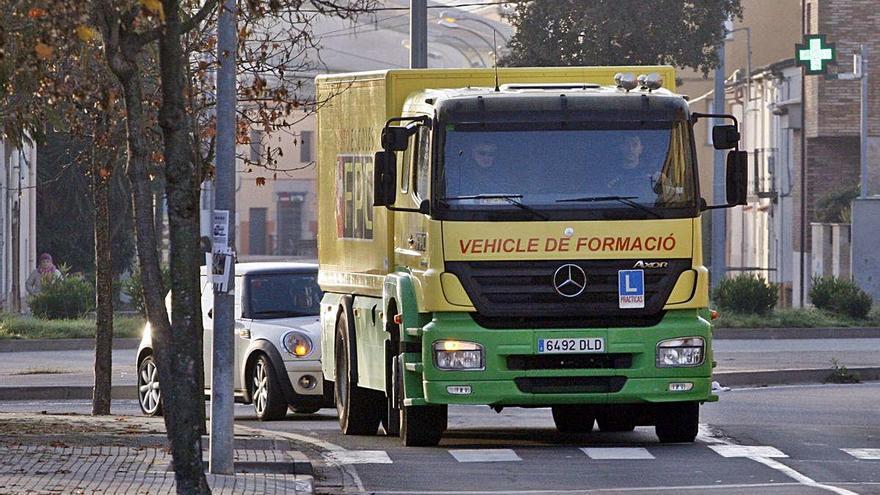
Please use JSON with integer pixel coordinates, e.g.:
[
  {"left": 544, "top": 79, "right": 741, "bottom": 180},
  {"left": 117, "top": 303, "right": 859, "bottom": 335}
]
[{"left": 136, "top": 262, "right": 333, "bottom": 420}]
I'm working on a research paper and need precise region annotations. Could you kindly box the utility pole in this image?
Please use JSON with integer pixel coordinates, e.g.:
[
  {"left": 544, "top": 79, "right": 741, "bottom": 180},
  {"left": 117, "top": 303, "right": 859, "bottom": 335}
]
[
  {"left": 857, "top": 45, "right": 868, "bottom": 199},
  {"left": 410, "top": 0, "right": 427, "bottom": 68},
  {"left": 209, "top": 0, "right": 236, "bottom": 475},
  {"left": 711, "top": 39, "right": 727, "bottom": 291}
]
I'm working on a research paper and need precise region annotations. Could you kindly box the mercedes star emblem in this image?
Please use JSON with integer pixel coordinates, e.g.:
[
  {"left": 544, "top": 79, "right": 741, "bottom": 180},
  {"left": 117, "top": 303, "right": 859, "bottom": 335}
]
[{"left": 553, "top": 264, "right": 587, "bottom": 298}]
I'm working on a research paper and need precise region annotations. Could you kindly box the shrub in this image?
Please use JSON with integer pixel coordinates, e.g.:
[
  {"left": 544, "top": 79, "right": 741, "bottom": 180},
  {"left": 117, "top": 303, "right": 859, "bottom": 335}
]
[
  {"left": 121, "top": 266, "right": 171, "bottom": 317},
  {"left": 810, "top": 276, "right": 872, "bottom": 319},
  {"left": 28, "top": 275, "right": 95, "bottom": 319},
  {"left": 713, "top": 274, "right": 778, "bottom": 315}
]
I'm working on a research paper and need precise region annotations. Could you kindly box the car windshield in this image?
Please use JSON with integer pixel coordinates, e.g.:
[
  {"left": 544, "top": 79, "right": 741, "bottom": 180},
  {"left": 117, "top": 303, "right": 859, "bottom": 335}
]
[
  {"left": 247, "top": 273, "right": 322, "bottom": 319},
  {"left": 439, "top": 121, "right": 696, "bottom": 217}
]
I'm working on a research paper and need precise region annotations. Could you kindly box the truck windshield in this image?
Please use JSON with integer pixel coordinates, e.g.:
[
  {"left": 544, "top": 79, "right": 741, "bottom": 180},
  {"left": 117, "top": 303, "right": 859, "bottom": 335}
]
[
  {"left": 439, "top": 121, "right": 696, "bottom": 219},
  {"left": 247, "top": 273, "right": 323, "bottom": 319}
]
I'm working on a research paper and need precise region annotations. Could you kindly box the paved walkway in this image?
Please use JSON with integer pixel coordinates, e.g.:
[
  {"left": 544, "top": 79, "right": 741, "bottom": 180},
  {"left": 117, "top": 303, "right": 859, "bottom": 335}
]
[{"left": 0, "top": 413, "right": 312, "bottom": 494}]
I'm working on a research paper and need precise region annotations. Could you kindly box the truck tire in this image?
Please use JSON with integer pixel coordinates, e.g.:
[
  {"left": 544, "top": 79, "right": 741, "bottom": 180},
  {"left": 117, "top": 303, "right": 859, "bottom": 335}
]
[
  {"left": 335, "top": 317, "right": 381, "bottom": 436},
  {"left": 655, "top": 402, "right": 699, "bottom": 443},
  {"left": 551, "top": 405, "right": 595, "bottom": 433},
  {"left": 401, "top": 403, "right": 447, "bottom": 447}
]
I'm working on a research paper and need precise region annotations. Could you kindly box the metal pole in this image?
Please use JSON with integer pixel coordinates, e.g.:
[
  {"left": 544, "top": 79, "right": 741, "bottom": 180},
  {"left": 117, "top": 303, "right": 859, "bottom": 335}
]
[
  {"left": 799, "top": 3, "right": 807, "bottom": 307},
  {"left": 410, "top": 0, "right": 427, "bottom": 68},
  {"left": 711, "top": 40, "right": 727, "bottom": 290},
  {"left": 209, "top": 0, "right": 236, "bottom": 475},
  {"left": 859, "top": 44, "right": 868, "bottom": 199}
]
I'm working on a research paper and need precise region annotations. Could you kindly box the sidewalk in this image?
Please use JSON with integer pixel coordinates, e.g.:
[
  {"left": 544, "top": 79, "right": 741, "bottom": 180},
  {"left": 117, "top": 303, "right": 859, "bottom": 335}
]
[{"left": 0, "top": 413, "right": 313, "bottom": 494}]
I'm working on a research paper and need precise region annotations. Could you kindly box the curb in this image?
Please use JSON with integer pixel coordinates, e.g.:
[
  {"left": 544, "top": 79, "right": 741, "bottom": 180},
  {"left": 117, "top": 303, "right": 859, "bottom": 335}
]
[
  {"left": 0, "top": 338, "right": 140, "bottom": 353},
  {"left": 713, "top": 327, "right": 880, "bottom": 340},
  {"left": 0, "top": 385, "right": 137, "bottom": 401},
  {"left": 714, "top": 366, "right": 880, "bottom": 388}
]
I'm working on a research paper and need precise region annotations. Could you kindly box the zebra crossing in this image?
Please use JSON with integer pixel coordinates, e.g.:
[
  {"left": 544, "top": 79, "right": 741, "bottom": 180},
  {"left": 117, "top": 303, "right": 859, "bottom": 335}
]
[{"left": 322, "top": 444, "right": 880, "bottom": 465}]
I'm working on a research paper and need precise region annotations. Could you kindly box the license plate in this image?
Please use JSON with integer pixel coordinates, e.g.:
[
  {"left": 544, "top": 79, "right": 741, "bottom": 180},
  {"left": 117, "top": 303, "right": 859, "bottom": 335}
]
[{"left": 537, "top": 337, "right": 605, "bottom": 354}]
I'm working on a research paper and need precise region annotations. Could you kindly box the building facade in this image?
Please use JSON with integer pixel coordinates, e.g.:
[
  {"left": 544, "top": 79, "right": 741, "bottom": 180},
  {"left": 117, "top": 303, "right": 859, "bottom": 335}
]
[{"left": 0, "top": 140, "right": 38, "bottom": 312}]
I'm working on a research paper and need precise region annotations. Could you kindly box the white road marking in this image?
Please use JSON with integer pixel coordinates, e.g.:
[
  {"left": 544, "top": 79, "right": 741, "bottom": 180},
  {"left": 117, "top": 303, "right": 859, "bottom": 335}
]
[
  {"left": 842, "top": 448, "right": 880, "bottom": 460},
  {"left": 698, "top": 424, "right": 858, "bottom": 495},
  {"left": 449, "top": 449, "right": 522, "bottom": 463},
  {"left": 708, "top": 445, "right": 788, "bottom": 458},
  {"left": 580, "top": 447, "right": 654, "bottom": 460},
  {"left": 324, "top": 450, "right": 393, "bottom": 465}
]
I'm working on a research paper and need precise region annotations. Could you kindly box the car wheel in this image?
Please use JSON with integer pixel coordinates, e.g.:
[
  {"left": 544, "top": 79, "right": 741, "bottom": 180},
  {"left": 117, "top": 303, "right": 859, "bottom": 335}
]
[
  {"left": 551, "top": 405, "right": 595, "bottom": 433},
  {"left": 138, "top": 355, "right": 163, "bottom": 417},
  {"left": 252, "top": 355, "right": 288, "bottom": 421}
]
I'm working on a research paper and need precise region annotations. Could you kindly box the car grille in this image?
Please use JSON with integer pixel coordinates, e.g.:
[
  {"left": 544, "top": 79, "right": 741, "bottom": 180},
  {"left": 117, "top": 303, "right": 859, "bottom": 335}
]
[{"left": 444, "top": 259, "right": 691, "bottom": 329}]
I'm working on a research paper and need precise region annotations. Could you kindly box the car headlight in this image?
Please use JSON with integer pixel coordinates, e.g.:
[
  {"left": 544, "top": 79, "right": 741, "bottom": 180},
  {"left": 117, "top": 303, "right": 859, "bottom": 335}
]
[
  {"left": 656, "top": 337, "right": 704, "bottom": 367},
  {"left": 433, "top": 340, "right": 484, "bottom": 370},
  {"left": 282, "top": 331, "right": 313, "bottom": 358}
]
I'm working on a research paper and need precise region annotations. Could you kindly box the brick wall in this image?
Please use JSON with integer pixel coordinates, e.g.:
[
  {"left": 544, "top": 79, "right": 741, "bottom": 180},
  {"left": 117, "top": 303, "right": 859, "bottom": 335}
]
[{"left": 805, "top": 0, "right": 880, "bottom": 138}]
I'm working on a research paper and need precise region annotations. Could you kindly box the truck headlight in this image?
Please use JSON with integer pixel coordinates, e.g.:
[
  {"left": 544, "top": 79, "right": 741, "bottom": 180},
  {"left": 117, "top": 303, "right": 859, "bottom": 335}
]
[
  {"left": 433, "top": 340, "right": 484, "bottom": 370},
  {"left": 656, "top": 337, "right": 704, "bottom": 367},
  {"left": 282, "top": 331, "right": 313, "bottom": 358}
]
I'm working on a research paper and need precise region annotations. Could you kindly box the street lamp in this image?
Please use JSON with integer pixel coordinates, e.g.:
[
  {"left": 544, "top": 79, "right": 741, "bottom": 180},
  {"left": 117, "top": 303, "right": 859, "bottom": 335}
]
[
  {"left": 438, "top": 12, "right": 510, "bottom": 44},
  {"left": 437, "top": 18, "right": 497, "bottom": 53}
]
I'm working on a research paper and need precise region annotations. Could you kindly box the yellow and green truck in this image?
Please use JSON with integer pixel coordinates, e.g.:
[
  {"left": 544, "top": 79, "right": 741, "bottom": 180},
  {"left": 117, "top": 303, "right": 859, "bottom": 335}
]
[{"left": 316, "top": 67, "right": 747, "bottom": 446}]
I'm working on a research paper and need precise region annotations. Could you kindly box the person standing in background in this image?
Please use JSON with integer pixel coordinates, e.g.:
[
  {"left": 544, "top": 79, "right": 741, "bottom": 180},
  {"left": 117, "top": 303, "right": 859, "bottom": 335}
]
[{"left": 26, "top": 253, "right": 63, "bottom": 297}]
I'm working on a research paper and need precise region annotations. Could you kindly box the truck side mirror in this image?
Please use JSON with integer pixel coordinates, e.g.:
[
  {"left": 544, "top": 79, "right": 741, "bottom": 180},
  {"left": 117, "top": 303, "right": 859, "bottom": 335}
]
[
  {"left": 373, "top": 150, "right": 397, "bottom": 207},
  {"left": 726, "top": 151, "right": 748, "bottom": 205},
  {"left": 712, "top": 125, "right": 740, "bottom": 150},
  {"left": 382, "top": 127, "right": 410, "bottom": 152}
]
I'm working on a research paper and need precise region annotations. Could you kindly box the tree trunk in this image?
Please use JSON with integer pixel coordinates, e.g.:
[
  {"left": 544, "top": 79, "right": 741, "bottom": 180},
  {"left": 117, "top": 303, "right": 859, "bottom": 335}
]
[
  {"left": 158, "top": 1, "right": 211, "bottom": 492},
  {"left": 92, "top": 148, "right": 114, "bottom": 416}
]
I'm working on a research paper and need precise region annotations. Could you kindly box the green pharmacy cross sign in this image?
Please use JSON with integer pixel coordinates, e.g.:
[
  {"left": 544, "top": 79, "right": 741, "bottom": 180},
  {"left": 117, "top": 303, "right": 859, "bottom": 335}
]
[{"left": 796, "top": 34, "right": 837, "bottom": 75}]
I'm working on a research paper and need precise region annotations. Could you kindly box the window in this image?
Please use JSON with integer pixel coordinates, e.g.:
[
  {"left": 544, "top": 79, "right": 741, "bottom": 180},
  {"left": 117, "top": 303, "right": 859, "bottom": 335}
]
[
  {"left": 248, "top": 208, "right": 267, "bottom": 255},
  {"left": 249, "top": 130, "right": 263, "bottom": 164},
  {"left": 300, "top": 130, "right": 313, "bottom": 163},
  {"left": 414, "top": 126, "right": 430, "bottom": 197}
]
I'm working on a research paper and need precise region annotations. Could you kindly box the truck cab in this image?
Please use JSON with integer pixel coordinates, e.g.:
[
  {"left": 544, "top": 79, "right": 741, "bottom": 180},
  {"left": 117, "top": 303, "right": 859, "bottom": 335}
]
[{"left": 316, "top": 67, "right": 746, "bottom": 446}]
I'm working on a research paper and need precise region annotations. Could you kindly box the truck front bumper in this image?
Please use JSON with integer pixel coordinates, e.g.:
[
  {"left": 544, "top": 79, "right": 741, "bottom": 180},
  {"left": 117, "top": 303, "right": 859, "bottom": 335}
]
[{"left": 411, "top": 310, "right": 716, "bottom": 407}]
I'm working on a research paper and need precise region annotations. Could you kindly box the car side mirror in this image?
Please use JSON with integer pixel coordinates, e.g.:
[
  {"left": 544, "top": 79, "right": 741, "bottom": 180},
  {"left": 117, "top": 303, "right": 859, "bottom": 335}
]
[
  {"left": 374, "top": 150, "right": 397, "bottom": 207},
  {"left": 712, "top": 125, "right": 740, "bottom": 150},
  {"left": 726, "top": 151, "right": 748, "bottom": 206}
]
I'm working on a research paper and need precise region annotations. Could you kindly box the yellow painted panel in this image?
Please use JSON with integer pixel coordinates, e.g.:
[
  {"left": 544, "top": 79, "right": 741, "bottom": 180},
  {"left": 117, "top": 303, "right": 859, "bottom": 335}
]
[
  {"left": 440, "top": 272, "right": 474, "bottom": 307},
  {"left": 443, "top": 218, "right": 693, "bottom": 261}
]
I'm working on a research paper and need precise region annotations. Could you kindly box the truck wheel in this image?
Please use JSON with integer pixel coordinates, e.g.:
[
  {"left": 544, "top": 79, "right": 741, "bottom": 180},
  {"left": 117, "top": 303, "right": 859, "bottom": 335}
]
[
  {"left": 551, "top": 405, "right": 595, "bottom": 433},
  {"left": 334, "top": 318, "right": 381, "bottom": 435},
  {"left": 655, "top": 402, "right": 699, "bottom": 443},
  {"left": 596, "top": 413, "right": 636, "bottom": 432},
  {"left": 252, "top": 355, "right": 288, "bottom": 421},
  {"left": 401, "top": 404, "right": 447, "bottom": 447}
]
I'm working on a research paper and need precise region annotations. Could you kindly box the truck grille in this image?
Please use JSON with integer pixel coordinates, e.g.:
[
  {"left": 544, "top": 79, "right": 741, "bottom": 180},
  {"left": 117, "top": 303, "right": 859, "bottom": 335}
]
[
  {"left": 507, "top": 353, "right": 633, "bottom": 371},
  {"left": 444, "top": 259, "right": 691, "bottom": 329},
  {"left": 514, "top": 376, "right": 627, "bottom": 394}
]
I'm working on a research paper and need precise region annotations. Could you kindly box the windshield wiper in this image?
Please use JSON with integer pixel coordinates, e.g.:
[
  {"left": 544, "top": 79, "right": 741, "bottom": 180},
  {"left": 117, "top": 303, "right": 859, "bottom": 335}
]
[
  {"left": 555, "top": 195, "right": 662, "bottom": 219},
  {"left": 441, "top": 194, "right": 548, "bottom": 220}
]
